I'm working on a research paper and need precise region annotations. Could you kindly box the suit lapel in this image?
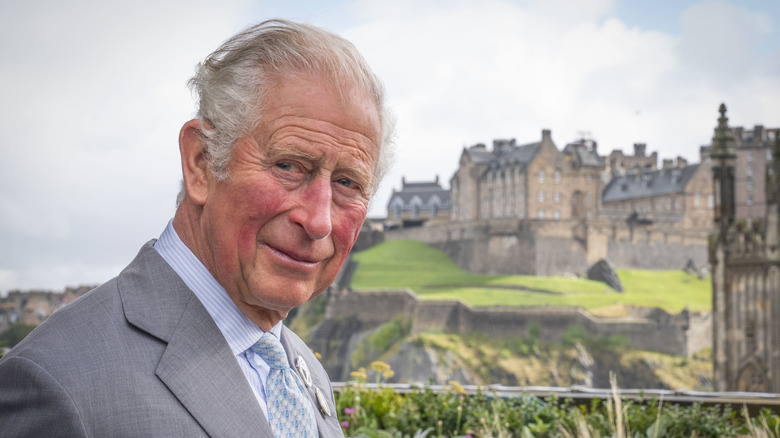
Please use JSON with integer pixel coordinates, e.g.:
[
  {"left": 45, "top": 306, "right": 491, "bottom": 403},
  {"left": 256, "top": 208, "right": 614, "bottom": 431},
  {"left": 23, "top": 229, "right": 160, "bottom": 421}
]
[
  {"left": 119, "top": 242, "right": 272, "bottom": 437},
  {"left": 156, "top": 296, "right": 271, "bottom": 437}
]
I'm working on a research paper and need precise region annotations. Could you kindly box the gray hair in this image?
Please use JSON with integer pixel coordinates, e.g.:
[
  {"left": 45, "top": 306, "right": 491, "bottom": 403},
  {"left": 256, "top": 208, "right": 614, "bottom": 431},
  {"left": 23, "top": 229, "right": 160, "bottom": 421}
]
[{"left": 177, "top": 19, "right": 394, "bottom": 205}]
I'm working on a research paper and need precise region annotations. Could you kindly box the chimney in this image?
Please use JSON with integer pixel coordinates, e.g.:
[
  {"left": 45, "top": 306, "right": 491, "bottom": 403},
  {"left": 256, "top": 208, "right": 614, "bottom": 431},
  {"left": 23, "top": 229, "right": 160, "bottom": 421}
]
[
  {"left": 733, "top": 127, "right": 744, "bottom": 142},
  {"left": 754, "top": 125, "right": 764, "bottom": 143},
  {"left": 633, "top": 143, "right": 647, "bottom": 157},
  {"left": 677, "top": 156, "right": 688, "bottom": 168},
  {"left": 542, "top": 129, "right": 552, "bottom": 141},
  {"left": 662, "top": 159, "right": 674, "bottom": 169}
]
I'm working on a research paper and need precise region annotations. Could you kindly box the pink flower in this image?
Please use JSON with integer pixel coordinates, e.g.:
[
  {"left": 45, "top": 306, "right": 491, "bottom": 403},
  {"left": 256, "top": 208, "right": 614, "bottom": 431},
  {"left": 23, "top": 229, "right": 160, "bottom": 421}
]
[
  {"left": 341, "top": 421, "right": 350, "bottom": 428},
  {"left": 344, "top": 408, "right": 355, "bottom": 414}
]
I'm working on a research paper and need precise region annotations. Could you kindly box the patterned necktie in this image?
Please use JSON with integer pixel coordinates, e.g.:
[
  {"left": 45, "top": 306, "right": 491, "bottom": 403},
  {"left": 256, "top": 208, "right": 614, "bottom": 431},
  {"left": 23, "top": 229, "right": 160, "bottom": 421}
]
[{"left": 251, "top": 332, "right": 318, "bottom": 438}]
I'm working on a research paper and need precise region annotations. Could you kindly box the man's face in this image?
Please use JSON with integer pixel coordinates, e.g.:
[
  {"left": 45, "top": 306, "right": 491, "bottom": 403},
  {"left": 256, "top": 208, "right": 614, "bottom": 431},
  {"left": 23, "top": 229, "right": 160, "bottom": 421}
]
[{"left": 199, "top": 76, "right": 380, "bottom": 324}]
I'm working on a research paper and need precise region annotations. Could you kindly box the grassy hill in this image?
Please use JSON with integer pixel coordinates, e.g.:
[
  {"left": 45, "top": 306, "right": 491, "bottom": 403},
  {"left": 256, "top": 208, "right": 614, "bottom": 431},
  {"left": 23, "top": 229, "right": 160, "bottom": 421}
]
[{"left": 350, "top": 239, "right": 711, "bottom": 313}]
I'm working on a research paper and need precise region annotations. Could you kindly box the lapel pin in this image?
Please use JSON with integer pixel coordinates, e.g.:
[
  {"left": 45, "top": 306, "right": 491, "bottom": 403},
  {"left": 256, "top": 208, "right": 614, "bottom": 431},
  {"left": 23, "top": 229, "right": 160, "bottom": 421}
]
[
  {"left": 315, "top": 387, "right": 331, "bottom": 416},
  {"left": 295, "top": 356, "right": 313, "bottom": 388}
]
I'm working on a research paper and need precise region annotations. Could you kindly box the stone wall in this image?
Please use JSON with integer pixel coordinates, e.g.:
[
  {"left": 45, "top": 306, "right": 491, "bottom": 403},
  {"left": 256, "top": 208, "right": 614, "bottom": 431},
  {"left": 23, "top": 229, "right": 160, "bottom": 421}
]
[
  {"left": 329, "top": 288, "right": 711, "bottom": 357},
  {"left": 383, "top": 218, "right": 710, "bottom": 276}
]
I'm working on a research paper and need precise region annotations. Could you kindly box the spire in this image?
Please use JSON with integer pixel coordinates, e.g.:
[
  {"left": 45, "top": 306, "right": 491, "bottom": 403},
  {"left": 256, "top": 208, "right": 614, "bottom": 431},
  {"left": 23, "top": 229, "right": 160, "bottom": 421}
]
[
  {"left": 711, "top": 103, "right": 735, "bottom": 160},
  {"left": 711, "top": 103, "right": 736, "bottom": 227}
]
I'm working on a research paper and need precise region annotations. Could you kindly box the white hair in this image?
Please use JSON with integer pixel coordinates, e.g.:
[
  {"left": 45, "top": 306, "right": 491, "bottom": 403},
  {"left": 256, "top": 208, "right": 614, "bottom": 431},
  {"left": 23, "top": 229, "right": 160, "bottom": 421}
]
[{"left": 177, "top": 19, "right": 395, "bottom": 205}]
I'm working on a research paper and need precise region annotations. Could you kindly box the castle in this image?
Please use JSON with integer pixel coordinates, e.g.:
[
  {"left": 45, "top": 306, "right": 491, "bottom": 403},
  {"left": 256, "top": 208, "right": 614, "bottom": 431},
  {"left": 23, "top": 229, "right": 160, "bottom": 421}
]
[
  {"left": 385, "top": 130, "right": 714, "bottom": 276},
  {"left": 384, "top": 115, "right": 776, "bottom": 278}
]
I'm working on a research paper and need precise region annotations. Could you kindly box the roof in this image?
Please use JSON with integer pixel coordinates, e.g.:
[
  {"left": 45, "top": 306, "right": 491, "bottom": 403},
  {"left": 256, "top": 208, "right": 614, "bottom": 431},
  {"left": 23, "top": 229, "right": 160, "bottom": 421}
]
[
  {"left": 602, "top": 164, "right": 700, "bottom": 203},
  {"left": 563, "top": 143, "right": 602, "bottom": 167},
  {"left": 387, "top": 178, "right": 451, "bottom": 210},
  {"left": 483, "top": 142, "right": 542, "bottom": 175}
]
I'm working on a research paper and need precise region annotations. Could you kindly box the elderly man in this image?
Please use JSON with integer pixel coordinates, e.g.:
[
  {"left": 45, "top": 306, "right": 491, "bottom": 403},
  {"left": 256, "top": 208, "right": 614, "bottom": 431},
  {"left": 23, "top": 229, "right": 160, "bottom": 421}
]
[{"left": 0, "top": 19, "right": 392, "bottom": 437}]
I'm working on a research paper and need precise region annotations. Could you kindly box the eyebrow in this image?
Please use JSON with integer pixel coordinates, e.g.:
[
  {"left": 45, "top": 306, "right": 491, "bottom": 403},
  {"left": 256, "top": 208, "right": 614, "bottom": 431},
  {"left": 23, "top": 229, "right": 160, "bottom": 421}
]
[{"left": 266, "top": 142, "right": 375, "bottom": 193}]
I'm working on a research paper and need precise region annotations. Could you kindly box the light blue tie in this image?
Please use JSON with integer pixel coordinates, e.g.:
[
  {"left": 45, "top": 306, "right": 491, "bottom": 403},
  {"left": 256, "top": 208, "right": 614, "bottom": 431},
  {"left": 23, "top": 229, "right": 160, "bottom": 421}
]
[{"left": 251, "top": 332, "right": 318, "bottom": 438}]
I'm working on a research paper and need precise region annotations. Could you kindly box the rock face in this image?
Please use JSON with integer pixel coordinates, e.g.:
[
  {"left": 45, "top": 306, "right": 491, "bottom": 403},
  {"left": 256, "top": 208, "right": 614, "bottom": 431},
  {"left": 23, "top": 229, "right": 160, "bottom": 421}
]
[{"left": 587, "top": 259, "right": 623, "bottom": 292}]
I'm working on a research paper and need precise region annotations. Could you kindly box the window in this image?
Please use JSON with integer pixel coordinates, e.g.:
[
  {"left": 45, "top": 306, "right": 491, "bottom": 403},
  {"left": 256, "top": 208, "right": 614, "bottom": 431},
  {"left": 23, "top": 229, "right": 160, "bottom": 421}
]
[
  {"left": 747, "top": 152, "right": 753, "bottom": 162},
  {"left": 538, "top": 169, "right": 545, "bottom": 183},
  {"left": 553, "top": 210, "right": 560, "bottom": 220},
  {"left": 586, "top": 174, "right": 592, "bottom": 184},
  {"left": 538, "top": 191, "right": 545, "bottom": 202},
  {"left": 747, "top": 194, "right": 754, "bottom": 206},
  {"left": 746, "top": 166, "right": 753, "bottom": 176},
  {"left": 747, "top": 176, "right": 753, "bottom": 191},
  {"left": 553, "top": 192, "right": 561, "bottom": 203},
  {"left": 554, "top": 169, "right": 561, "bottom": 184},
  {"left": 538, "top": 210, "right": 545, "bottom": 219},
  {"left": 708, "top": 194, "right": 714, "bottom": 209},
  {"left": 393, "top": 204, "right": 401, "bottom": 219},
  {"left": 695, "top": 194, "right": 701, "bottom": 207}
]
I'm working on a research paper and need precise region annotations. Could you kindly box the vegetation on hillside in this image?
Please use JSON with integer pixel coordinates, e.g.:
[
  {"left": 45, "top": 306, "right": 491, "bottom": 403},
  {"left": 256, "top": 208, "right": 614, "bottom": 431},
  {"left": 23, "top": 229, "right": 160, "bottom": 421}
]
[{"left": 350, "top": 240, "right": 711, "bottom": 313}]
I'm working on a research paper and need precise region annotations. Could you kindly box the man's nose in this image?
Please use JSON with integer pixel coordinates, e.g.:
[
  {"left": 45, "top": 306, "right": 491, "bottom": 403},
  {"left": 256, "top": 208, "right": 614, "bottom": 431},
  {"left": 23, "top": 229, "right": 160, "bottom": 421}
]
[{"left": 293, "top": 177, "right": 333, "bottom": 240}]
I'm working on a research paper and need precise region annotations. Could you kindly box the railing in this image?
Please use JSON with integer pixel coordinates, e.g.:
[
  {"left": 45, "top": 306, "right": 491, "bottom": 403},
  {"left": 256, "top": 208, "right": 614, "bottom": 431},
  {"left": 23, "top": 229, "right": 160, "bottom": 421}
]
[{"left": 333, "top": 382, "right": 780, "bottom": 414}]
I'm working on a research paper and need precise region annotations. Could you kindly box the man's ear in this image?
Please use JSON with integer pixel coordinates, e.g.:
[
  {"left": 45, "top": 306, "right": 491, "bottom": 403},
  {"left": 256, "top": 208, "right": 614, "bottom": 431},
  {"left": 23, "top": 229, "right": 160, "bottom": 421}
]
[{"left": 179, "top": 119, "right": 211, "bottom": 206}]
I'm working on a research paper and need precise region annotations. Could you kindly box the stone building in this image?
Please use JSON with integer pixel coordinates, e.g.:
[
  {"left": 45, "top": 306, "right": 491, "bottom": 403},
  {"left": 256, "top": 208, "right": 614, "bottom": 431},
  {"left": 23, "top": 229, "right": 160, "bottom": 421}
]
[
  {"left": 730, "top": 125, "right": 778, "bottom": 221},
  {"left": 449, "top": 130, "right": 602, "bottom": 223},
  {"left": 601, "top": 154, "right": 714, "bottom": 231},
  {"left": 607, "top": 143, "right": 658, "bottom": 176},
  {"left": 711, "top": 103, "right": 780, "bottom": 393},
  {"left": 0, "top": 286, "right": 91, "bottom": 333},
  {"left": 385, "top": 176, "right": 450, "bottom": 228}
]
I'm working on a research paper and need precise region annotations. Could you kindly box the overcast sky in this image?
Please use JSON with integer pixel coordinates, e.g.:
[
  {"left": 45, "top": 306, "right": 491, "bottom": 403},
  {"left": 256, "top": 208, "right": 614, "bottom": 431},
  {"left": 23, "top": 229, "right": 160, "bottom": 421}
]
[{"left": 1, "top": 0, "right": 778, "bottom": 293}]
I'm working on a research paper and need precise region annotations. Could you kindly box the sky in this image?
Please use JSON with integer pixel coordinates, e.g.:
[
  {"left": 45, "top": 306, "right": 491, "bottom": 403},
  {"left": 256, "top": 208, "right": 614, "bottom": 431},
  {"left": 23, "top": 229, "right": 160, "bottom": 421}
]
[{"left": 0, "top": 0, "right": 778, "bottom": 293}]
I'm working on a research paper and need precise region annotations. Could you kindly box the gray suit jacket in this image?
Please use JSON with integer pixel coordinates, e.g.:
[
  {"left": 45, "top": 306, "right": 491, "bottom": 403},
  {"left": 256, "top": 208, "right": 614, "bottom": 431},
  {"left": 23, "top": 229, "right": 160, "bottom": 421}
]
[{"left": 0, "top": 241, "right": 344, "bottom": 437}]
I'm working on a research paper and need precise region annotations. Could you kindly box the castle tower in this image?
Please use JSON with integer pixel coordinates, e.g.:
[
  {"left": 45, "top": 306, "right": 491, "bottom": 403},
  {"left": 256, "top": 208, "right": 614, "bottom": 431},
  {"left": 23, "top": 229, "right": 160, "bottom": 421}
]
[{"left": 711, "top": 104, "right": 780, "bottom": 392}]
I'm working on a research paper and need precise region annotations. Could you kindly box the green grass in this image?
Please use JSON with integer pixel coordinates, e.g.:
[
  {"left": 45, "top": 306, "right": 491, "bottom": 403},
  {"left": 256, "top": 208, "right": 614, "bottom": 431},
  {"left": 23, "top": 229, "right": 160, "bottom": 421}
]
[{"left": 350, "top": 239, "right": 712, "bottom": 313}]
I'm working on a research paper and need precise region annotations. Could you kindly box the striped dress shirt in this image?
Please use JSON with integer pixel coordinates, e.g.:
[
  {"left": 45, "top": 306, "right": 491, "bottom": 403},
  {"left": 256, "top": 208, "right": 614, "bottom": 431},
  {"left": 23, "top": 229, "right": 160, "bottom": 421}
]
[{"left": 153, "top": 220, "right": 279, "bottom": 417}]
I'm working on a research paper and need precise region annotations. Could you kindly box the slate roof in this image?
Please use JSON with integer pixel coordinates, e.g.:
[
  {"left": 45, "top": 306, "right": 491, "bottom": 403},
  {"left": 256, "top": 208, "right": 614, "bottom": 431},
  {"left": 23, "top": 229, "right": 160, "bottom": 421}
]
[
  {"left": 387, "top": 179, "right": 450, "bottom": 211},
  {"left": 483, "top": 142, "right": 542, "bottom": 174},
  {"left": 602, "top": 165, "right": 700, "bottom": 203},
  {"left": 563, "top": 143, "right": 602, "bottom": 167},
  {"left": 464, "top": 146, "right": 494, "bottom": 164}
]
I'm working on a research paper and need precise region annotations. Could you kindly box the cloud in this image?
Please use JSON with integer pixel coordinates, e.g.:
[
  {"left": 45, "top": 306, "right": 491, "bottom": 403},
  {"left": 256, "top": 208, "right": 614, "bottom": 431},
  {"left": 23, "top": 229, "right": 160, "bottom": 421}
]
[
  {"left": 343, "top": 0, "right": 780, "bottom": 216},
  {"left": 1, "top": 0, "right": 778, "bottom": 291},
  {"left": 0, "top": 0, "right": 256, "bottom": 291}
]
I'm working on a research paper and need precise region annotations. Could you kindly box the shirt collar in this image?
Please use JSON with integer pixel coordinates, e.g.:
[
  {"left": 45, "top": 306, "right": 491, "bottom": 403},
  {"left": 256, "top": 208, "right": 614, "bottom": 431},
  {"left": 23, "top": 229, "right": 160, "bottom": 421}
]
[{"left": 153, "top": 220, "right": 281, "bottom": 355}]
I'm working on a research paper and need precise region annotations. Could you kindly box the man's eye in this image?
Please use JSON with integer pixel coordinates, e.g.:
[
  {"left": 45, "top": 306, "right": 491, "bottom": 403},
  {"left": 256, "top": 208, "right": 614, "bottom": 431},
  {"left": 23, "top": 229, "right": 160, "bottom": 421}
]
[
  {"left": 336, "top": 178, "right": 354, "bottom": 188},
  {"left": 276, "top": 162, "right": 293, "bottom": 171}
]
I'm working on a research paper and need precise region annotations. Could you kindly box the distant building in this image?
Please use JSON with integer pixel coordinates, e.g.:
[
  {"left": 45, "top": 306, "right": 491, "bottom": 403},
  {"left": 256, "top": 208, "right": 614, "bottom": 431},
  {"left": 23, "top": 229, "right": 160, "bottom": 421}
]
[
  {"left": 607, "top": 143, "right": 658, "bottom": 177},
  {"left": 0, "top": 286, "right": 92, "bottom": 334},
  {"left": 730, "top": 125, "right": 779, "bottom": 221},
  {"left": 386, "top": 176, "right": 450, "bottom": 228},
  {"left": 601, "top": 154, "right": 714, "bottom": 230},
  {"left": 449, "top": 130, "right": 602, "bottom": 222},
  {"left": 710, "top": 104, "right": 780, "bottom": 393}
]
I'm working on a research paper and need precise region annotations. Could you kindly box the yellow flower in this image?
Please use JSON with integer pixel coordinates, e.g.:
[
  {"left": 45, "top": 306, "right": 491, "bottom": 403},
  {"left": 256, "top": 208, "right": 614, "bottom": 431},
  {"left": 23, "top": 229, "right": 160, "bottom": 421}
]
[
  {"left": 350, "top": 370, "right": 367, "bottom": 382},
  {"left": 313, "top": 352, "right": 322, "bottom": 360},
  {"left": 369, "top": 361, "right": 391, "bottom": 373},
  {"left": 448, "top": 380, "right": 466, "bottom": 395},
  {"left": 382, "top": 369, "right": 395, "bottom": 380}
]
